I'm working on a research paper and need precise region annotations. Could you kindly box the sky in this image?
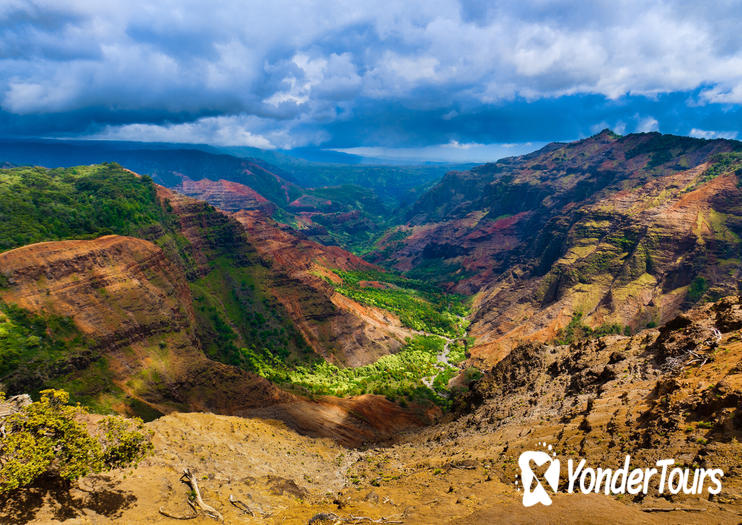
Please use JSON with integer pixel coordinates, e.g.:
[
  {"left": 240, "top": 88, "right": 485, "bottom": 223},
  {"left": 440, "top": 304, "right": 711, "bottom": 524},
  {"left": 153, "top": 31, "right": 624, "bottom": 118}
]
[{"left": 2, "top": 0, "right": 742, "bottom": 162}]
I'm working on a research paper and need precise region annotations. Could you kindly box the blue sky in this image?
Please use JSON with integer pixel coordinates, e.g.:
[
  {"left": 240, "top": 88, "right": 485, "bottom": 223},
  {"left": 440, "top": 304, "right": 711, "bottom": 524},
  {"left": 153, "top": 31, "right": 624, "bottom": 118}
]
[{"left": 2, "top": 1, "right": 742, "bottom": 161}]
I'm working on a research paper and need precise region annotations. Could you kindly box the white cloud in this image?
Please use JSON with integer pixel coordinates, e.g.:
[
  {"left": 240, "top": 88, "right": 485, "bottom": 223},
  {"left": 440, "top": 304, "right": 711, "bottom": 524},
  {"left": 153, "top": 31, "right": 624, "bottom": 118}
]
[
  {"left": 5, "top": 1, "right": 742, "bottom": 110},
  {"left": 3, "top": 1, "right": 742, "bottom": 146},
  {"left": 636, "top": 116, "right": 659, "bottom": 133},
  {"left": 92, "top": 116, "right": 276, "bottom": 149},
  {"left": 446, "top": 140, "right": 480, "bottom": 149},
  {"left": 699, "top": 82, "right": 742, "bottom": 104},
  {"left": 688, "top": 128, "right": 738, "bottom": 140},
  {"left": 590, "top": 121, "right": 627, "bottom": 135},
  {"left": 333, "top": 141, "right": 544, "bottom": 163}
]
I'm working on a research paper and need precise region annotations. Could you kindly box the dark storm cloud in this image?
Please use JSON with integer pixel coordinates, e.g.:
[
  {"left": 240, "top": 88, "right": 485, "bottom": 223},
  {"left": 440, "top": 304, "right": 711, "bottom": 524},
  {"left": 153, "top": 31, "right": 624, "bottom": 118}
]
[
  {"left": 2, "top": 0, "right": 742, "bottom": 154},
  {"left": 0, "top": 4, "right": 99, "bottom": 61}
]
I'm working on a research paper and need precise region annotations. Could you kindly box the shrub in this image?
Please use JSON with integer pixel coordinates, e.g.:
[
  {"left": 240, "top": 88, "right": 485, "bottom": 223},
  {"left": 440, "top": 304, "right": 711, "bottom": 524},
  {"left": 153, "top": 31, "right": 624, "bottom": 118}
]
[
  {"left": 687, "top": 276, "right": 709, "bottom": 302},
  {"left": 447, "top": 341, "right": 467, "bottom": 365},
  {"left": 553, "top": 312, "right": 626, "bottom": 345},
  {"left": 0, "top": 389, "right": 152, "bottom": 493},
  {"left": 462, "top": 367, "right": 483, "bottom": 384}
]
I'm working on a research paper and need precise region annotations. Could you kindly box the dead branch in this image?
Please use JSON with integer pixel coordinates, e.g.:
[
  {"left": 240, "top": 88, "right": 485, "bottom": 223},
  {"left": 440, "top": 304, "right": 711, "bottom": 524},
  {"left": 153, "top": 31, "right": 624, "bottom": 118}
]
[
  {"left": 348, "top": 517, "right": 403, "bottom": 523},
  {"left": 229, "top": 494, "right": 254, "bottom": 516},
  {"left": 641, "top": 507, "right": 703, "bottom": 513},
  {"left": 158, "top": 506, "right": 198, "bottom": 520},
  {"left": 180, "top": 468, "right": 223, "bottom": 522},
  {"left": 307, "top": 513, "right": 403, "bottom": 524}
]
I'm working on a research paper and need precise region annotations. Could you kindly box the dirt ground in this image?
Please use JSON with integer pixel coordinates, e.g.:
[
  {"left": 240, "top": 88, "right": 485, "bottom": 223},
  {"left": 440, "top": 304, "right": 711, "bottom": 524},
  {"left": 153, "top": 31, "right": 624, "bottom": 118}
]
[{"left": 2, "top": 410, "right": 739, "bottom": 524}]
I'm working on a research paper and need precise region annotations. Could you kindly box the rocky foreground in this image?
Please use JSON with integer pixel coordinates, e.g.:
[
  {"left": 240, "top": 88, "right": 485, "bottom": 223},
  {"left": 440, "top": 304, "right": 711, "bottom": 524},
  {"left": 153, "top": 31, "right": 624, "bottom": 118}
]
[{"left": 4, "top": 296, "right": 740, "bottom": 524}]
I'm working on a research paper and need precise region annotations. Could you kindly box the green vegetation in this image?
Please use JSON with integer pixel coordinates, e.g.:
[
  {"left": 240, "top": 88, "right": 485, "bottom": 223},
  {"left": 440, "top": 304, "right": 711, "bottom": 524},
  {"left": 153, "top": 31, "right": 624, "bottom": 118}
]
[
  {"left": 178, "top": 259, "right": 466, "bottom": 407},
  {"left": 364, "top": 227, "right": 413, "bottom": 262},
  {"left": 404, "top": 257, "right": 474, "bottom": 283},
  {"left": 625, "top": 133, "right": 705, "bottom": 163},
  {"left": 0, "top": 164, "right": 168, "bottom": 252},
  {"left": 0, "top": 301, "right": 90, "bottom": 387},
  {"left": 447, "top": 340, "right": 467, "bottom": 365},
  {"left": 461, "top": 367, "right": 483, "bottom": 383},
  {"left": 687, "top": 276, "right": 709, "bottom": 302},
  {"left": 0, "top": 164, "right": 315, "bottom": 408},
  {"left": 553, "top": 312, "right": 627, "bottom": 345},
  {"left": 269, "top": 184, "right": 393, "bottom": 255},
  {"left": 189, "top": 256, "right": 313, "bottom": 367},
  {"left": 700, "top": 152, "right": 742, "bottom": 184},
  {"left": 0, "top": 389, "right": 152, "bottom": 493},
  {"left": 0, "top": 302, "right": 148, "bottom": 416},
  {"left": 0, "top": 163, "right": 472, "bottom": 412},
  {"left": 195, "top": 263, "right": 473, "bottom": 408},
  {"left": 330, "top": 269, "right": 469, "bottom": 337},
  {"left": 432, "top": 366, "right": 457, "bottom": 392},
  {"left": 238, "top": 335, "right": 451, "bottom": 406},
  {"left": 305, "top": 185, "right": 389, "bottom": 217},
  {"left": 647, "top": 149, "right": 673, "bottom": 169}
]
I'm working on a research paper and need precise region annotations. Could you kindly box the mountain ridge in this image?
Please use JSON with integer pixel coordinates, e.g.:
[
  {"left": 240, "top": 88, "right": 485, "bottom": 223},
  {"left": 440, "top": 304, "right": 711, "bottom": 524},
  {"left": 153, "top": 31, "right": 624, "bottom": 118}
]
[
  {"left": 0, "top": 163, "right": 444, "bottom": 444},
  {"left": 0, "top": 138, "right": 453, "bottom": 254},
  {"left": 370, "top": 130, "right": 742, "bottom": 365}
]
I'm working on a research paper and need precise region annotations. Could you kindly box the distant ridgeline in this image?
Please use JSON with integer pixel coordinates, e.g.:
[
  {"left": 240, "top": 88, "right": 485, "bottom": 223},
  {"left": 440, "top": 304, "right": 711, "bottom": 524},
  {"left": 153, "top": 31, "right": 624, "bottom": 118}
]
[{"left": 0, "top": 139, "right": 457, "bottom": 256}]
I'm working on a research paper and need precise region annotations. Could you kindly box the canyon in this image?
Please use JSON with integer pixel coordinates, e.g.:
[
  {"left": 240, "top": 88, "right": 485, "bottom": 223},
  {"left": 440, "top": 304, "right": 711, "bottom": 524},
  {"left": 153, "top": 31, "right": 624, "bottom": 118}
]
[
  {"left": 0, "top": 131, "right": 741, "bottom": 523},
  {"left": 371, "top": 131, "right": 742, "bottom": 365}
]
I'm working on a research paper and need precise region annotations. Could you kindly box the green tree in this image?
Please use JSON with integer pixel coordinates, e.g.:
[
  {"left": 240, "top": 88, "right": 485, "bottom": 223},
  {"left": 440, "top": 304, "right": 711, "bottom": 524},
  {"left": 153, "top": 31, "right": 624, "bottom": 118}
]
[{"left": 0, "top": 389, "right": 152, "bottom": 493}]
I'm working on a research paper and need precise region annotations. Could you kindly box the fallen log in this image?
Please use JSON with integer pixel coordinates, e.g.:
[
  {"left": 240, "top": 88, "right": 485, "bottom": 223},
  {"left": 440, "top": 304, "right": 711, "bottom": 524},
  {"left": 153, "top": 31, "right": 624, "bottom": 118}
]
[
  {"left": 180, "top": 468, "right": 223, "bottom": 522},
  {"left": 641, "top": 506, "right": 703, "bottom": 513}
]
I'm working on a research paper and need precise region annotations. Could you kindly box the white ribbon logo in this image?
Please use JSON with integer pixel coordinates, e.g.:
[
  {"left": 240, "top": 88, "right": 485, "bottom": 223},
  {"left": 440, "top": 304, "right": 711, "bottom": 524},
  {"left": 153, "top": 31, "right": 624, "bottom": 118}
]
[{"left": 518, "top": 450, "right": 561, "bottom": 507}]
